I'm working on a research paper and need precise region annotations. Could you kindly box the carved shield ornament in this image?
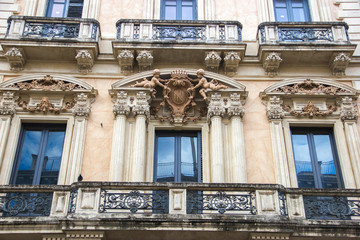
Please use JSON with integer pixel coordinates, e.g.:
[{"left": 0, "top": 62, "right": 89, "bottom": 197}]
[{"left": 164, "top": 70, "right": 195, "bottom": 118}]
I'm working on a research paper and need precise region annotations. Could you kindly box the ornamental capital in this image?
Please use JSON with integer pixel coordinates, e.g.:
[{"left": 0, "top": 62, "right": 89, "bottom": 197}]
[
  {"left": 73, "top": 93, "right": 91, "bottom": 118},
  {"left": 228, "top": 92, "right": 244, "bottom": 117},
  {"left": 113, "top": 91, "right": 130, "bottom": 117},
  {"left": 339, "top": 96, "right": 358, "bottom": 121},
  {"left": 207, "top": 92, "right": 226, "bottom": 119}
]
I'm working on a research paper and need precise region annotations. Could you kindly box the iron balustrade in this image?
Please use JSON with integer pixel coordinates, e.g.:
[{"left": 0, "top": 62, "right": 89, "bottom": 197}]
[
  {"left": 258, "top": 22, "right": 350, "bottom": 44},
  {"left": 6, "top": 16, "right": 100, "bottom": 41},
  {"left": 116, "top": 19, "right": 242, "bottom": 41}
]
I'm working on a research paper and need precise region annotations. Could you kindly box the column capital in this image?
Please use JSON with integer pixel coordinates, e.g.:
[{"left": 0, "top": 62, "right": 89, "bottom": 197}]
[
  {"left": 113, "top": 91, "right": 130, "bottom": 117},
  {"left": 339, "top": 96, "right": 358, "bottom": 121},
  {"left": 207, "top": 92, "right": 226, "bottom": 119},
  {"left": 228, "top": 92, "right": 245, "bottom": 118},
  {"left": 132, "top": 91, "right": 151, "bottom": 118},
  {"left": 266, "top": 96, "right": 285, "bottom": 120},
  {"left": 0, "top": 91, "right": 17, "bottom": 116},
  {"left": 72, "top": 93, "right": 92, "bottom": 118}
]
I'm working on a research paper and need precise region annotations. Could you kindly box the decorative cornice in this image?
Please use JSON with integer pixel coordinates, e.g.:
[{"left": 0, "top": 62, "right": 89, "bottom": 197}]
[
  {"left": 8, "top": 75, "right": 84, "bottom": 91},
  {"left": 113, "top": 91, "right": 130, "bottom": 116},
  {"left": 263, "top": 52, "right": 282, "bottom": 77},
  {"left": 284, "top": 101, "right": 336, "bottom": 118},
  {"left": 339, "top": 96, "right": 358, "bottom": 121},
  {"left": 5, "top": 47, "right": 26, "bottom": 72},
  {"left": 75, "top": 49, "right": 94, "bottom": 74}
]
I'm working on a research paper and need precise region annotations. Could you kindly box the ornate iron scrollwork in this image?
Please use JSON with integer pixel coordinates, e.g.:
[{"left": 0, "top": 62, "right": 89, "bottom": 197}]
[
  {"left": 278, "top": 27, "right": 334, "bottom": 42},
  {"left": 23, "top": 22, "right": 80, "bottom": 39},
  {"left": 152, "top": 26, "right": 206, "bottom": 40},
  {"left": 187, "top": 191, "right": 257, "bottom": 214},
  {"left": 68, "top": 189, "right": 78, "bottom": 214},
  {"left": 304, "top": 196, "right": 360, "bottom": 220},
  {"left": 0, "top": 192, "right": 53, "bottom": 217},
  {"left": 99, "top": 189, "right": 169, "bottom": 214},
  {"left": 279, "top": 192, "right": 288, "bottom": 216}
]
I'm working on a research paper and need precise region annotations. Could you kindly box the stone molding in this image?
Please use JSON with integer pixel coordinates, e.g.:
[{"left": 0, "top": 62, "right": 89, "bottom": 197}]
[
  {"left": 117, "top": 49, "right": 134, "bottom": 74},
  {"left": 330, "top": 52, "right": 351, "bottom": 77},
  {"left": 249, "top": 233, "right": 290, "bottom": 240},
  {"left": 75, "top": 49, "right": 94, "bottom": 74},
  {"left": 205, "top": 51, "right": 221, "bottom": 72},
  {"left": 262, "top": 52, "right": 282, "bottom": 77},
  {"left": 223, "top": 51, "right": 241, "bottom": 76},
  {"left": 66, "top": 231, "right": 105, "bottom": 240},
  {"left": 5, "top": 47, "right": 26, "bottom": 72},
  {"left": 136, "top": 50, "right": 153, "bottom": 72}
]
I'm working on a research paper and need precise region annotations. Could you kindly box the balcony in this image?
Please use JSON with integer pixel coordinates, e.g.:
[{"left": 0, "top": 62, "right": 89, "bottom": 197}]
[
  {"left": 0, "top": 182, "right": 360, "bottom": 239},
  {"left": 1, "top": 16, "right": 100, "bottom": 72},
  {"left": 113, "top": 19, "right": 246, "bottom": 75},
  {"left": 257, "top": 22, "right": 356, "bottom": 76}
]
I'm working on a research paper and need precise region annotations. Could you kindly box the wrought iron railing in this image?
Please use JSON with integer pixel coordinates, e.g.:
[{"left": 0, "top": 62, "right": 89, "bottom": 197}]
[
  {"left": 1, "top": 183, "right": 360, "bottom": 221},
  {"left": 116, "top": 19, "right": 242, "bottom": 42},
  {"left": 6, "top": 16, "right": 100, "bottom": 41},
  {"left": 258, "top": 22, "right": 350, "bottom": 44}
]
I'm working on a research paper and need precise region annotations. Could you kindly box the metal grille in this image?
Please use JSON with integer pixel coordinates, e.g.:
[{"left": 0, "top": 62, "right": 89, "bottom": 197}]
[
  {"left": 152, "top": 26, "right": 206, "bottom": 40},
  {"left": 23, "top": 22, "right": 80, "bottom": 38},
  {"left": 278, "top": 27, "right": 334, "bottom": 42}
]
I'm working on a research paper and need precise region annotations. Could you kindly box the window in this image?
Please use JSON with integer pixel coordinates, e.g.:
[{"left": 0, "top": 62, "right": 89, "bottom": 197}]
[
  {"left": 46, "top": 0, "right": 84, "bottom": 18},
  {"left": 274, "top": 0, "right": 311, "bottom": 22},
  {"left": 161, "top": 0, "right": 197, "bottom": 20},
  {"left": 154, "top": 131, "right": 201, "bottom": 182},
  {"left": 10, "top": 124, "right": 66, "bottom": 185},
  {"left": 291, "top": 127, "right": 343, "bottom": 189}
]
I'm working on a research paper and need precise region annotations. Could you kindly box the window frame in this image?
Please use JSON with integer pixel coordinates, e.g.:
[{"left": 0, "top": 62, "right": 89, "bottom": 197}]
[
  {"left": 46, "top": 0, "right": 84, "bottom": 18},
  {"left": 290, "top": 127, "right": 344, "bottom": 189},
  {"left": 153, "top": 130, "right": 202, "bottom": 183},
  {"left": 274, "top": 0, "right": 311, "bottom": 22},
  {"left": 10, "top": 123, "right": 66, "bottom": 185},
  {"left": 160, "top": 0, "right": 198, "bottom": 20}
]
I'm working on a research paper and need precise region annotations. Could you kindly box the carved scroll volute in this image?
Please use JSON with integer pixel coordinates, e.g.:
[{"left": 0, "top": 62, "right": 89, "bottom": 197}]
[
  {"left": 113, "top": 91, "right": 130, "bottom": 117},
  {"left": 133, "top": 91, "right": 151, "bottom": 118},
  {"left": 0, "top": 91, "right": 17, "bottom": 116},
  {"left": 228, "top": 92, "right": 245, "bottom": 118},
  {"left": 207, "top": 92, "right": 226, "bottom": 120},
  {"left": 340, "top": 96, "right": 358, "bottom": 121}
]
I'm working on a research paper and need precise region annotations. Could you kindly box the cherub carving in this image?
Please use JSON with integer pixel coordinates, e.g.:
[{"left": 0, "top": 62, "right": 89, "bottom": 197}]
[
  {"left": 190, "top": 69, "right": 228, "bottom": 100},
  {"left": 131, "top": 69, "right": 169, "bottom": 98}
]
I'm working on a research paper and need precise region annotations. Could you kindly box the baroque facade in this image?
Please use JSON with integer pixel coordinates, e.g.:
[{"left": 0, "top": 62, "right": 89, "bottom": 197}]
[{"left": 0, "top": 0, "right": 360, "bottom": 240}]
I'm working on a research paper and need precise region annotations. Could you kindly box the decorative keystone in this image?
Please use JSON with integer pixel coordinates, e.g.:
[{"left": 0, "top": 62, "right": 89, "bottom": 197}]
[
  {"left": 263, "top": 52, "right": 282, "bottom": 77},
  {"left": 136, "top": 50, "right": 153, "bottom": 72},
  {"left": 205, "top": 51, "right": 221, "bottom": 72},
  {"left": 75, "top": 50, "right": 94, "bottom": 74},
  {"left": 330, "top": 52, "right": 351, "bottom": 77},
  {"left": 5, "top": 47, "right": 26, "bottom": 72},
  {"left": 224, "top": 51, "right": 241, "bottom": 76},
  {"left": 117, "top": 49, "right": 134, "bottom": 74}
]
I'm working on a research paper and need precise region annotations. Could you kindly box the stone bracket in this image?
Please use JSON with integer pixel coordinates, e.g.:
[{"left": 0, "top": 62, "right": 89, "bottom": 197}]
[
  {"left": 136, "top": 50, "right": 153, "bottom": 72},
  {"left": 75, "top": 49, "right": 95, "bottom": 74},
  {"left": 330, "top": 52, "right": 351, "bottom": 77},
  {"left": 262, "top": 52, "right": 282, "bottom": 77},
  {"left": 117, "top": 49, "right": 135, "bottom": 74},
  {"left": 5, "top": 47, "right": 26, "bottom": 72},
  {"left": 205, "top": 51, "right": 221, "bottom": 72},
  {"left": 223, "top": 51, "right": 241, "bottom": 76}
]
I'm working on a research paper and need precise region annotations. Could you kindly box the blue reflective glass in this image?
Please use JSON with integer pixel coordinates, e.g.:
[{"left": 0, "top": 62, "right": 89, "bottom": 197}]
[
  {"left": 275, "top": 8, "right": 289, "bottom": 21},
  {"left": 181, "top": 136, "right": 198, "bottom": 182},
  {"left": 40, "top": 131, "right": 65, "bottom": 185},
  {"left": 292, "top": 7, "right": 306, "bottom": 21},
  {"left": 274, "top": 0, "right": 287, "bottom": 7},
  {"left": 165, "top": 6, "right": 177, "bottom": 20},
  {"left": 313, "top": 135, "right": 339, "bottom": 188},
  {"left": 274, "top": 0, "right": 310, "bottom": 22},
  {"left": 50, "top": 3, "right": 65, "bottom": 17},
  {"left": 162, "top": 0, "right": 196, "bottom": 20},
  {"left": 292, "top": 134, "right": 316, "bottom": 188},
  {"left": 156, "top": 137, "right": 175, "bottom": 182},
  {"left": 15, "top": 131, "right": 42, "bottom": 185},
  {"left": 182, "top": 6, "right": 193, "bottom": 20},
  {"left": 292, "top": 0, "right": 304, "bottom": 7}
]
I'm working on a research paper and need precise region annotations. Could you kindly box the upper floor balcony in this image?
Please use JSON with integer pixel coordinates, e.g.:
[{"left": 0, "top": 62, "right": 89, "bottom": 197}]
[
  {"left": 0, "top": 182, "right": 359, "bottom": 239},
  {"left": 257, "top": 22, "right": 356, "bottom": 76},
  {"left": 1, "top": 16, "right": 101, "bottom": 73},
  {"left": 113, "top": 19, "right": 246, "bottom": 75}
]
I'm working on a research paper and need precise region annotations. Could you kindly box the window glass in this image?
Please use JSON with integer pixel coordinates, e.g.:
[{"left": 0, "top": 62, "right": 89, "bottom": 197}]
[
  {"left": 47, "top": 0, "right": 83, "bottom": 18},
  {"left": 291, "top": 128, "right": 342, "bottom": 189},
  {"left": 162, "top": 0, "right": 196, "bottom": 20},
  {"left": 274, "top": 0, "right": 310, "bottom": 22},
  {"left": 11, "top": 124, "right": 66, "bottom": 185},
  {"left": 154, "top": 131, "right": 201, "bottom": 183}
]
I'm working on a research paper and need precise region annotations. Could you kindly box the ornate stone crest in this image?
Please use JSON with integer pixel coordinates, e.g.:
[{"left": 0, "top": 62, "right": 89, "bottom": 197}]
[
  {"left": 284, "top": 101, "right": 336, "bottom": 118},
  {"left": 163, "top": 70, "right": 196, "bottom": 124}
]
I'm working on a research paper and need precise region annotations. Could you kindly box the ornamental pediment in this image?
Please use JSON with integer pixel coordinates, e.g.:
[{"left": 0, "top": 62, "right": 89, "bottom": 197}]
[{"left": 110, "top": 69, "right": 248, "bottom": 125}]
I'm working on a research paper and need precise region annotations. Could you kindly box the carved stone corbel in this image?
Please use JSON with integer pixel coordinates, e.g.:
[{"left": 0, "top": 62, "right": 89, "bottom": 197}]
[
  {"left": 136, "top": 50, "right": 153, "bottom": 72},
  {"left": 207, "top": 92, "right": 226, "bottom": 120},
  {"left": 117, "top": 50, "right": 134, "bottom": 74},
  {"left": 5, "top": 47, "right": 26, "bottom": 72},
  {"left": 113, "top": 91, "right": 130, "bottom": 117},
  {"left": 73, "top": 93, "right": 92, "bottom": 118},
  {"left": 266, "top": 96, "right": 285, "bottom": 120},
  {"left": 224, "top": 52, "right": 241, "bottom": 76},
  {"left": 263, "top": 52, "right": 282, "bottom": 77},
  {"left": 133, "top": 91, "right": 151, "bottom": 118},
  {"left": 330, "top": 52, "right": 351, "bottom": 77},
  {"left": 339, "top": 96, "right": 358, "bottom": 121},
  {"left": 205, "top": 51, "right": 221, "bottom": 72},
  {"left": 228, "top": 92, "right": 245, "bottom": 118},
  {"left": 75, "top": 49, "right": 94, "bottom": 74},
  {"left": 0, "top": 91, "right": 17, "bottom": 116}
]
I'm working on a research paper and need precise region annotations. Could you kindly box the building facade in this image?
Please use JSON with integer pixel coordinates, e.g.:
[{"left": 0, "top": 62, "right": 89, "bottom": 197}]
[{"left": 0, "top": 0, "right": 360, "bottom": 239}]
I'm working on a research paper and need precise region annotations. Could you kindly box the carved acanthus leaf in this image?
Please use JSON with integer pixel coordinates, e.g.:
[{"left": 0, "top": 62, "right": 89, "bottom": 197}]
[
  {"left": 73, "top": 93, "right": 91, "bottom": 117},
  {"left": 339, "top": 96, "right": 358, "bottom": 121},
  {"left": 113, "top": 91, "right": 130, "bottom": 116},
  {"left": 284, "top": 101, "right": 336, "bottom": 118},
  {"left": 9, "top": 75, "right": 84, "bottom": 91},
  {"left": 0, "top": 91, "right": 17, "bottom": 115},
  {"left": 267, "top": 96, "right": 284, "bottom": 120},
  {"left": 273, "top": 79, "right": 348, "bottom": 95}
]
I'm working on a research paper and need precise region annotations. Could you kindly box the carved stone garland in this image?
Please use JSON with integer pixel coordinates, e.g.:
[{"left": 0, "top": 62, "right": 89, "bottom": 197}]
[
  {"left": 284, "top": 101, "right": 336, "bottom": 118},
  {"left": 131, "top": 69, "right": 228, "bottom": 124},
  {"left": 274, "top": 79, "right": 347, "bottom": 95}
]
